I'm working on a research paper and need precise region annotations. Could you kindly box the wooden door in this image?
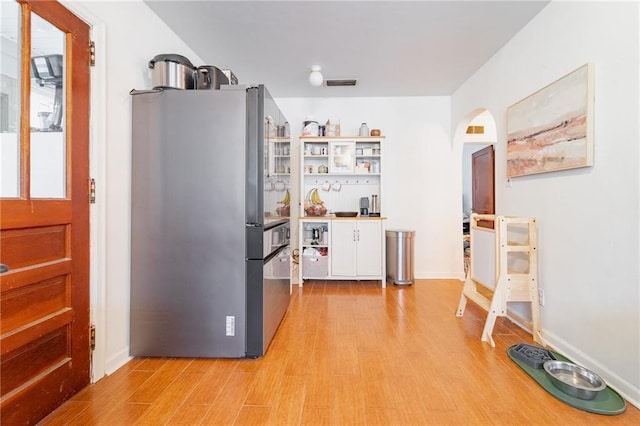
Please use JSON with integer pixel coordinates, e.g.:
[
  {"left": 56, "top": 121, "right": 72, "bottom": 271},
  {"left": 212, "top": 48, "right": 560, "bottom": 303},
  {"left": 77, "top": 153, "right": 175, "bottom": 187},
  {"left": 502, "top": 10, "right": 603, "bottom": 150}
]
[
  {"left": 0, "top": 1, "right": 91, "bottom": 424},
  {"left": 472, "top": 145, "right": 495, "bottom": 228}
]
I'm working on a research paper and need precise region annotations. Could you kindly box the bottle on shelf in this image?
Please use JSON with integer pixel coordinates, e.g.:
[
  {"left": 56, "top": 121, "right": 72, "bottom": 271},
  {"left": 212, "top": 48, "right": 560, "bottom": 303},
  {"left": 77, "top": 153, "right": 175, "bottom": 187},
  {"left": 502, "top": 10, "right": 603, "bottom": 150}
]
[{"left": 359, "top": 123, "right": 369, "bottom": 137}]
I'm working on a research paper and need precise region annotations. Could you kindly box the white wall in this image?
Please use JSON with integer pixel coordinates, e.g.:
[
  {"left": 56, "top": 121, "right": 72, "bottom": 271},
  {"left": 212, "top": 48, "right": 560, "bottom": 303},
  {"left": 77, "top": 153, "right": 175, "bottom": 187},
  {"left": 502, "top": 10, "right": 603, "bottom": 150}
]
[
  {"left": 64, "top": 0, "right": 205, "bottom": 377},
  {"left": 451, "top": 1, "right": 640, "bottom": 406},
  {"left": 275, "top": 97, "right": 459, "bottom": 279}
]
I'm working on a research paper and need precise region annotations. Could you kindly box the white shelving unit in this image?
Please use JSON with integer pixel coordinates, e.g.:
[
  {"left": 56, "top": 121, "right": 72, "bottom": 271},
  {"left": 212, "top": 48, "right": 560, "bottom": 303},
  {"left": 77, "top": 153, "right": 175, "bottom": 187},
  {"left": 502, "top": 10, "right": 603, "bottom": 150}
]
[
  {"left": 300, "top": 136, "right": 383, "bottom": 213},
  {"left": 298, "top": 136, "right": 386, "bottom": 287}
]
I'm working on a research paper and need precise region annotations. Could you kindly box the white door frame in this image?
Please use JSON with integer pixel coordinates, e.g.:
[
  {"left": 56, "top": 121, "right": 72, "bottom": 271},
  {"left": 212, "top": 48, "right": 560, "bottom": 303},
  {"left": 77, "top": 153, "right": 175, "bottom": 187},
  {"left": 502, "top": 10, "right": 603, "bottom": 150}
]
[{"left": 59, "top": 0, "right": 107, "bottom": 382}]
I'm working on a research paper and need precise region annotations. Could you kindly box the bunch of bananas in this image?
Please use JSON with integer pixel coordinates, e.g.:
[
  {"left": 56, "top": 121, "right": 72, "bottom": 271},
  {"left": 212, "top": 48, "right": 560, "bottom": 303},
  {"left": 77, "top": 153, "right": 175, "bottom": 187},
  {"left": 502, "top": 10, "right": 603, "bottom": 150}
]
[
  {"left": 304, "top": 188, "right": 327, "bottom": 216},
  {"left": 308, "top": 188, "right": 323, "bottom": 205},
  {"left": 276, "top": 189, "right": 290, "bottom": 217},
  {"left": 279, "top": 189, "right": 290, "bottom": 205}
]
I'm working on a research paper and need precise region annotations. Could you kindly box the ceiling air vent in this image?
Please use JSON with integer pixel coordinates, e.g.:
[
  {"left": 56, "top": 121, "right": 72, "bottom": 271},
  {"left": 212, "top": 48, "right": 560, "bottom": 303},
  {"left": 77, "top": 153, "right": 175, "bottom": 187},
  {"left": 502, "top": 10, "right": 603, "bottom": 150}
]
[{"left": 325, "top": 79, "right": 357, "bottom": 87}]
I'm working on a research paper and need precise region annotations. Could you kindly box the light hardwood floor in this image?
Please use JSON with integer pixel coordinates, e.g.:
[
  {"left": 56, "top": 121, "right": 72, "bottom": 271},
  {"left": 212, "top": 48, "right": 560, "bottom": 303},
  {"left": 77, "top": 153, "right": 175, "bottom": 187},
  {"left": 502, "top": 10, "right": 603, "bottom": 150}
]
[{"left": 40, "top": 279, "right": 639, "bottom": 425}]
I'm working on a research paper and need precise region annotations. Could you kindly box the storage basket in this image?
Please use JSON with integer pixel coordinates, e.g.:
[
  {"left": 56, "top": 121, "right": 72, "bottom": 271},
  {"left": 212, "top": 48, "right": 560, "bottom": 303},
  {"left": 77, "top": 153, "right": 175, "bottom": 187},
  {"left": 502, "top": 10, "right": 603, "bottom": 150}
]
[
  {"left": 272, "top": 254, "right": 290, "bottom": 278},
  {"left": 302, "top": 255, "right": 328, "bottom": 277}
]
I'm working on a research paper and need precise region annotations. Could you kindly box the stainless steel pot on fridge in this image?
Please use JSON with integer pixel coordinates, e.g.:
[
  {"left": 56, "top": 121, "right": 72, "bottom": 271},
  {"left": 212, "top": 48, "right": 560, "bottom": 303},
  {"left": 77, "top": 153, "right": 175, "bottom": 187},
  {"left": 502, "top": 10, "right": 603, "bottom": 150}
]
[
  {"left": 148, "top": 54, "right": 196, "bottom": 89},
  {"left": 195, "top": 65, "right": 229, "bottom": 90}
]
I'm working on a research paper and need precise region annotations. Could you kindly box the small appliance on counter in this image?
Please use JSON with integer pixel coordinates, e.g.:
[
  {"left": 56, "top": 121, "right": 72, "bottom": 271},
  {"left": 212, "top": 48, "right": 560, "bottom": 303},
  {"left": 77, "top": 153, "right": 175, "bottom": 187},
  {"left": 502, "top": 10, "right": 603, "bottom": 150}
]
[
  {"left": 369, "top": 194, "right": 380, "bottom": 217},
  {"left": 360, "top": 197, "right": 369, "bottom": 216},
  {"left": 222, "top": 68, "right": 239, "bottom": 85},
  {"left": 147, "top": 53, "right": 238, "bottom": 91},
  {"left": 195, "top": 65, "right": 229, "bottom": 89},
  {"left": 148, "top": 53, "right": 196, "bottom": 90}
]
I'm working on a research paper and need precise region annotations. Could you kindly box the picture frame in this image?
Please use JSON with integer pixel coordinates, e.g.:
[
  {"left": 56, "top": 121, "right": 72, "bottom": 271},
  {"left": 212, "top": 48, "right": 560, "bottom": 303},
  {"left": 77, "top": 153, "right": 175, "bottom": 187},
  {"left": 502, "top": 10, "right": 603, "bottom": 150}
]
[{"left": 506, "top": 63, "right": 594, "bottom": 177}]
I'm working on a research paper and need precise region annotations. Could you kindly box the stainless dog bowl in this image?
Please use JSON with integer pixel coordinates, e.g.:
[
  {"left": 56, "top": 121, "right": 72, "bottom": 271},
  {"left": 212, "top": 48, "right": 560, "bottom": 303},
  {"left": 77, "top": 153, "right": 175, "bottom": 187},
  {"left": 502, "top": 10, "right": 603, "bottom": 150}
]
[{"left": 543, "top": 360, "right": 606, "bottom": 400}]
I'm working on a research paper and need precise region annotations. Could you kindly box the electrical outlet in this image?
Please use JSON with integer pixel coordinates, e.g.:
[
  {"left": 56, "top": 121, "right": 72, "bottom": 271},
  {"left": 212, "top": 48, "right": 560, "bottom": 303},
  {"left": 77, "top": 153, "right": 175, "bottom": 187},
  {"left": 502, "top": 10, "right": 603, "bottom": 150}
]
[
  {"left": 538, "top": 289, "right": 545, "bottom": 306},
  {"left": 225, "top": 316, "right": 235, "bottom": 336}
]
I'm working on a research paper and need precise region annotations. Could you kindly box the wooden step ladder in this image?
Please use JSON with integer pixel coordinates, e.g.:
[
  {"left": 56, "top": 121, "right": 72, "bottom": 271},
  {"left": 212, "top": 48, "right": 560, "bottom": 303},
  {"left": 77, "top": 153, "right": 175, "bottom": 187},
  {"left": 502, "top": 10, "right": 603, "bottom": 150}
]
[{"left": 456, "top": 214, "right": 543, "bottom": 347}]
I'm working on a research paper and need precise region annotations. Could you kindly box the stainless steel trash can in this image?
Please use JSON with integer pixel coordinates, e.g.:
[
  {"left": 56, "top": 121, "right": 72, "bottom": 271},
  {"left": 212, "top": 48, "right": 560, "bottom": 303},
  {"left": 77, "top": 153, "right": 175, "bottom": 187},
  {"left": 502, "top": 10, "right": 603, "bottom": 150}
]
[{"left": 386, "top": 230, "right": 415, "bottom": 285}]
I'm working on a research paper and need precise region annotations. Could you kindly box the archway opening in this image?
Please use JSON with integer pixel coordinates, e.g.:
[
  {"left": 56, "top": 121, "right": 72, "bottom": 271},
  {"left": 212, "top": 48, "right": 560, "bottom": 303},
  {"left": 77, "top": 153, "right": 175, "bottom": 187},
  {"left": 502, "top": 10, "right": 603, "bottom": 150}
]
[{"left": 454, "top": 109, "right": 498, "bottom": 275}]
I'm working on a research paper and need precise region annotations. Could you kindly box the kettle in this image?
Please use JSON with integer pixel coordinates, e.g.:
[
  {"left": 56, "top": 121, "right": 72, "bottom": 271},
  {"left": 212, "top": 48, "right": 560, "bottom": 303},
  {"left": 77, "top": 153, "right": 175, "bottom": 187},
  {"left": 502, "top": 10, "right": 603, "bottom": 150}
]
[{"left": 370, "top": 195, "right": 380, "bottom": 216}]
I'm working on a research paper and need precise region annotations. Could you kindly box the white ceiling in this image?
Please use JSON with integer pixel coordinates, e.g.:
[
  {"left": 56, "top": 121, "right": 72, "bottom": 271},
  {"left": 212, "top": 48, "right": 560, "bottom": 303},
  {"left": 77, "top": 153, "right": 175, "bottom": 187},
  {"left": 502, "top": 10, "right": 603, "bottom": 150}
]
[{"left": 144, "top": 0, "right": 550, "bottom": 98}]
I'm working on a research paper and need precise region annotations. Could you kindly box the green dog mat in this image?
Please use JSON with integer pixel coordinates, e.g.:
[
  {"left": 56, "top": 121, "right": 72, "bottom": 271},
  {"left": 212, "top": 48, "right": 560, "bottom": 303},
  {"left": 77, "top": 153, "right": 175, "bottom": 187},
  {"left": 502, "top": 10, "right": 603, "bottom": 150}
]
[{"left": 507, "top": 344, "right": 626, "bottom": 415}]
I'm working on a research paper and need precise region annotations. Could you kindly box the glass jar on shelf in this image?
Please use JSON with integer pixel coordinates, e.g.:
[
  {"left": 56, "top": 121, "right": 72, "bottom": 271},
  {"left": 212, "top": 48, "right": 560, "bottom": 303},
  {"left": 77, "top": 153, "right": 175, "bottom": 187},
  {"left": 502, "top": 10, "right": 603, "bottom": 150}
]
[{"left": 304, "top": 224, "right": 313, "bottom": 243}]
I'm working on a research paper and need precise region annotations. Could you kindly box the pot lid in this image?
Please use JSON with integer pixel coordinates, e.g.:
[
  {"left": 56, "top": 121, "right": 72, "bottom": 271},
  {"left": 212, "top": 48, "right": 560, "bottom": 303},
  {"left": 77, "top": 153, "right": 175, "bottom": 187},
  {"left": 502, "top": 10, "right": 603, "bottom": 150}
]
[
  {"left": 197, "top": 65, "right": 222, "bottom": 71},
  {"left": 149, "top": 54, "right": 194, "bottom": 69}
]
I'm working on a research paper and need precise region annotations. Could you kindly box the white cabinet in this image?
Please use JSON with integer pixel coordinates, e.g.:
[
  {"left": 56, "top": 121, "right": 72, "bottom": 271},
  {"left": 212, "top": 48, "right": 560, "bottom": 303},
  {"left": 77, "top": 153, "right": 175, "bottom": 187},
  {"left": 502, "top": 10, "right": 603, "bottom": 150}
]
[
  {"left": 301, "top": 137, "right": 382, "bottom": 177},
  {"left": 331, "top": 220, "right": 382, "bottom": 277},
  {"left": 300, "top": 136, "right": 384, "bottom": 216},
  {"left": 356, "top": 221, "right": 383, "bottom": 276},
  {"left": 298, "top": 218, "right": 385, "bottom": 286},
  {"left": 298, "top": 136, "right": 386, "bottom": 287},
  {"left": 328, "top": 141, "right": 355, "bottom": 174},
  {"left": 330, "top": 221, "right": 356, "bottom": 276}
]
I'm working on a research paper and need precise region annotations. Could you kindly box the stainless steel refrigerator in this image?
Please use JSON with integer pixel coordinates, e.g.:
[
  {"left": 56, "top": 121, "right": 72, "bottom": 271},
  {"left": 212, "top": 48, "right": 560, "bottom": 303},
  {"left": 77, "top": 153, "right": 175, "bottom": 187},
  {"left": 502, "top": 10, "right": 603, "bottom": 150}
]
[{"left": 129, "top": 85, "right": 291, "bottom": 358}]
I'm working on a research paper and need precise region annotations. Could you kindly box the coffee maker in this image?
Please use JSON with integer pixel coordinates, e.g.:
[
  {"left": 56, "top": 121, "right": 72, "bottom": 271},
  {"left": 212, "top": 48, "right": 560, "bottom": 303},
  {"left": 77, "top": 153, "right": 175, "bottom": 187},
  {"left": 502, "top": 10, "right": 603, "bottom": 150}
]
[{"left": 360, "top": 197, "right": 369, "bottom": 216}]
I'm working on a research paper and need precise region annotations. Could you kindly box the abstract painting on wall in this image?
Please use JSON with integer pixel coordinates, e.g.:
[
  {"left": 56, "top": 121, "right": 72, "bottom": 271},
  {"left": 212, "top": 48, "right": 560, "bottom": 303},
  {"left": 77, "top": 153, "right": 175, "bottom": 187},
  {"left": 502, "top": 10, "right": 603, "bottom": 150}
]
[{"left": 506, "top": 63, "right": 594, "bottom": 177}]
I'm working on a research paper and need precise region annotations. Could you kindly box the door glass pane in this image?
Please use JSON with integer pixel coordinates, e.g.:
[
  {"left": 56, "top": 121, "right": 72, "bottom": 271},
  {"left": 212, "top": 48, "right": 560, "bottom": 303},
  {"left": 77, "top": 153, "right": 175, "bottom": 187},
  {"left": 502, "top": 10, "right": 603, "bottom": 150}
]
[
  {"left": 30, "top": 12, "right": 66, "bottom": 198},
  {"left": 0, "top": 1, "right": 21, "bottom": 197}
]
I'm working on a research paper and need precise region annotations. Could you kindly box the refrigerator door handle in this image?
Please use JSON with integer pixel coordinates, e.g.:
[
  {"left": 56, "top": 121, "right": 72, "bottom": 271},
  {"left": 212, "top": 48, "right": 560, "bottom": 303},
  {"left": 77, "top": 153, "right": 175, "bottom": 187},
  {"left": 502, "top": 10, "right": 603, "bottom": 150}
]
[
  {"left": 264, "top": 244, "right": 289, "bottom": 264},
  {"left": 263, "top": 219, "right": 289, "bottom": 231}
]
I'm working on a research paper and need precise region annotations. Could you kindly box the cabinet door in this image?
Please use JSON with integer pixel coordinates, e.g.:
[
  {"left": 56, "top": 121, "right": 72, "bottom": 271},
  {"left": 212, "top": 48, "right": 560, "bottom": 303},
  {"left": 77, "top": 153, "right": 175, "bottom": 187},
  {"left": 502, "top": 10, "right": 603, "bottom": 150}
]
[
  {"left": 331, "top": 220, "right": 356, "bottom": 276},
  {"left": 329, "top": 141, "right": 355, "bottom": 174},
  {"left": 356, "top": 221, "right": 382, "bottom": 276}
]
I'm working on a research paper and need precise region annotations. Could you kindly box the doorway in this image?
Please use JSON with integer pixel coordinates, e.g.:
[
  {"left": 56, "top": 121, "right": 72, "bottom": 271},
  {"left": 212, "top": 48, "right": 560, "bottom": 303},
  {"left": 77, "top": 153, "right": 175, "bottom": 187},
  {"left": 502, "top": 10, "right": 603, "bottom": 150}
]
[{"left": 459, "top": 110, "right": 497, "bottom": 275}]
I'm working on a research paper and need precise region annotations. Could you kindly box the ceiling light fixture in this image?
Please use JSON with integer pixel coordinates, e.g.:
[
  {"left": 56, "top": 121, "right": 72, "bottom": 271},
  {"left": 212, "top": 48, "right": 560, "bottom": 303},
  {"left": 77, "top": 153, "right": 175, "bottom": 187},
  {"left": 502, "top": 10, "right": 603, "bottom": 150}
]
[{"left": 309, "top": 65, "right": 323, "bottom": 87}]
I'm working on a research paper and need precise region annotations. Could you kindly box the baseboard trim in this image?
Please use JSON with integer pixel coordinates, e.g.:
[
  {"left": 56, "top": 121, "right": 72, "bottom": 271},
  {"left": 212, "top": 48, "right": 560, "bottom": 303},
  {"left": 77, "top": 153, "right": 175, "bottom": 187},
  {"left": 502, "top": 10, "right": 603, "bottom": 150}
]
[
  {"left": 105, "top": 347, "right": 133, "bottom": 376},
  {"left": 416, "top": 272, "right": 464, "bottom": 280},
  {"left": 494, "top": 309, "right": 639, "bottom": 410},
  {"left": 534, "top": 331, "right": 639, "bottom": 410},
  {"left": 417, "top": 280, "right": 640, "bottom": 409}
]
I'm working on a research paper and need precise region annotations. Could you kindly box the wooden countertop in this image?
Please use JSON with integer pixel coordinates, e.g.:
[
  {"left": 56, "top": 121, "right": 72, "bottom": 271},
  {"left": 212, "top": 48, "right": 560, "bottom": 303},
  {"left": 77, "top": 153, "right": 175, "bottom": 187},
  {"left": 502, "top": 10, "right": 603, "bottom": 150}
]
[{"left": 298, "top": 215, "right": 387, "bottom": 220}]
